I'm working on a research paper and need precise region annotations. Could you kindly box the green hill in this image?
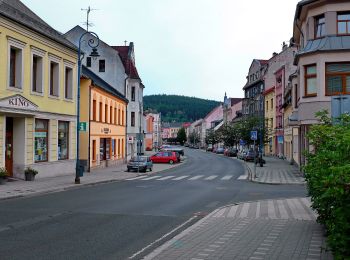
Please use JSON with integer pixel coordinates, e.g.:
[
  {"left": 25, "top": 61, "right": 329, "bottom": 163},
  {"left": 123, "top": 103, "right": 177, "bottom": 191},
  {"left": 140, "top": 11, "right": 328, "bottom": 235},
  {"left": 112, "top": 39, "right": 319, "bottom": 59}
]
[{"left": 143, "top": 94, "right": 220, "bottom": 123}]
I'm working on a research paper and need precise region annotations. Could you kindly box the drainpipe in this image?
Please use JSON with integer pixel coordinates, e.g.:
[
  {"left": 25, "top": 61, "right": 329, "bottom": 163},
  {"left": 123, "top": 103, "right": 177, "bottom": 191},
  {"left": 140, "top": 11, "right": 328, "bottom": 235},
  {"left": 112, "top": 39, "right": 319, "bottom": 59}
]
[
  {"left": 88, "top": 84, "right": 91, "bottom": 172},
  {"left": 124, "top": 76, "right": 129, "bottom": 162}
]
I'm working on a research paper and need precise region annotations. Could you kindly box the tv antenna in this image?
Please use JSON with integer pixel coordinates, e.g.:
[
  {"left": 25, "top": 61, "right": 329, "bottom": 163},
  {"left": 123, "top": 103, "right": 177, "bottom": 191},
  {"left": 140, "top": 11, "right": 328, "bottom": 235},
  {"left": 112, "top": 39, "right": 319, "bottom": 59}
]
[{"left": 81, "top": 6, "right": 97, "bottom": 31}]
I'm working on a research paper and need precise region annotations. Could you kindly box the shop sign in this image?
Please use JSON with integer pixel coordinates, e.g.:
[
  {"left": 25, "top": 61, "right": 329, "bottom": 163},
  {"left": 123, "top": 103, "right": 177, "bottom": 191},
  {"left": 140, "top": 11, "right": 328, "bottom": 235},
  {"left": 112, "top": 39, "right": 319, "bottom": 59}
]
[
  {"left": 35, "top": 132, "right": 47, "bottom": 138},
  {"left": 103, "top": 128, "right": 110, "bottom": 134},
  {"left": 0, "top": 94, "right": 38, "bottom": 110},
  {"left": 278, "top": 136, "right": 284, "bottom": 144},
  {"left": 128, "top": 136, "right": 134, "bottom": 144}
]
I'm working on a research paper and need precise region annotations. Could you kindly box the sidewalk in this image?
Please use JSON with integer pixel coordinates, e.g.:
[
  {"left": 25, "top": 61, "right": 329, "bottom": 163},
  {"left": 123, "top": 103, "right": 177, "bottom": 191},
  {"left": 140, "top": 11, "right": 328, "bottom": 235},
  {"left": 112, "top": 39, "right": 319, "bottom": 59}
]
[
  {"left": 0, "top": 157, "right": 184, "bottom": 201},
  {"left": 244, "top": 157, "right": 305, "bottom": 185},
  {"left": 144, "top": 197, "right": 333, "bottom": 260}
]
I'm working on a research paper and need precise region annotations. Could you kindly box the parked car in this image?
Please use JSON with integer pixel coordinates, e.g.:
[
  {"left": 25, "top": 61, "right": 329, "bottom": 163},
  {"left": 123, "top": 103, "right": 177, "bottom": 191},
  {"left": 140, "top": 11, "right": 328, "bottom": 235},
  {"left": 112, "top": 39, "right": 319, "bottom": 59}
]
[
  {"left": 162, "top": 146, "right": 184, "bottom": 156},
  {"left": 237, "top": 150, "right": 247, "bottom": 160},
  {"left": 244, "top": 150, "right": 256, "bottom": 162},
  {"left": 150, "top": 151, "right": 178, "bottom": 164},
  {"left": 206, "top": 147, "right": 213, "bottom": 152},
  {"left": 228, "top": 148, "right": 238, "bottom": 157},
  {"left": 216, "top": 147, "right": 225, "bottom": 154},
  {"left": 127, "top": 156, "right": 153, "bottom": 172}
]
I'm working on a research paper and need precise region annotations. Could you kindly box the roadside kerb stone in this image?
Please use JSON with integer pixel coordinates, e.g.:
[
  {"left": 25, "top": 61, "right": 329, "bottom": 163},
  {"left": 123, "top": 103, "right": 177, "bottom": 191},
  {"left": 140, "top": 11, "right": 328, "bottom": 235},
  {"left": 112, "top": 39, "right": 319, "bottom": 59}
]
[{"left": 0, "top": 156, "right": 186, "bottom": 201}]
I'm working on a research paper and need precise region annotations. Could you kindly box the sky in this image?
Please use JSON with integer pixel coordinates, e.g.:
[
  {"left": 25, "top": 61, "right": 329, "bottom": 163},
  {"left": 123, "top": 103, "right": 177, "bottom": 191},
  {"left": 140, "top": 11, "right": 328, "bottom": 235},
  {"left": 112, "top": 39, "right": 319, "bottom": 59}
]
[{"left": 22, "top": 0, "right": 299, "bottom": 102}]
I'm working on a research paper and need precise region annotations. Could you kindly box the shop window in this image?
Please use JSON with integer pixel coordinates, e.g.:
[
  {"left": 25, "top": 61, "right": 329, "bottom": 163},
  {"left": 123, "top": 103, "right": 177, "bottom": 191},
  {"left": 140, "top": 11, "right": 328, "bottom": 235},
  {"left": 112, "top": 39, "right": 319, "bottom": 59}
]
[
  {"left": 99, "top": 59, "right": 105, "bottom": 72},
  {"left": 58, "top": 121, "right": 69, "bottom": 160},
  {"left": 105, "top": 104, "right": 108, "bottom": 123},
  {"left": 92, "top": 140, "right": 96, "bottom": 161},
  {"left": 112, "top": 139, "right": 116, "bottom": 157},
  {"left": 32, "top": 54, "right": 43, "bottom": 93},
  {"left": 131, "top": 112, "right": 135, "bottom": 126},
  {"left": 118, "top": 139, "right": 120, "bottom": 156},
  {"left": 49, "top": 61, "right": 59, "bottom": 97},
  {"left": 64, "top": 67, "right": 73, "bottom": 99},
  {"left": 35, "top": 119, "right": 48, "bottom": 162},
  {"left": 9, "top": 46, "right": 23, "bottom": 89},
  {"left": 304, "top": 65, "right": 317, "bottom": 96},
  {"left": 326, "top": 63, "right": 350, "bottom": 95},
  {"left": 92, "top": 100, "right": 97, "bottom": 121}
]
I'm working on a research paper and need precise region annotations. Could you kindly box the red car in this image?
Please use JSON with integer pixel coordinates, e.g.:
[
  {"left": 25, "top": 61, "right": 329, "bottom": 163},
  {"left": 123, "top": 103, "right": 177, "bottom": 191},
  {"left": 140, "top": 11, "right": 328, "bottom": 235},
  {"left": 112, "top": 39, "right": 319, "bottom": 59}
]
[{"left": 150, "top": 151, "right": 178, "bottom": 164}]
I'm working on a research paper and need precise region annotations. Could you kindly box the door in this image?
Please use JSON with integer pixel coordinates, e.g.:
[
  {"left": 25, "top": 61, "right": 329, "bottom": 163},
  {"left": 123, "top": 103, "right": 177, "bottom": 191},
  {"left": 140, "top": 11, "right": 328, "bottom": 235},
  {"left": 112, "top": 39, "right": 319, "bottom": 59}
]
[{"left": 5, "top": 117, "right": 13, "bottom": 176}]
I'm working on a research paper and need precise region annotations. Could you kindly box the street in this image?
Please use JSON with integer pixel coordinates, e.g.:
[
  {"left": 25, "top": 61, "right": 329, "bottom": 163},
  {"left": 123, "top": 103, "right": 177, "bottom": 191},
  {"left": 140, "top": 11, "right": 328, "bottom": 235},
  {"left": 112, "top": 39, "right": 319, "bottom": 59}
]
[{"left": 0, "top": 148, "right": 306, "bottom": 260}]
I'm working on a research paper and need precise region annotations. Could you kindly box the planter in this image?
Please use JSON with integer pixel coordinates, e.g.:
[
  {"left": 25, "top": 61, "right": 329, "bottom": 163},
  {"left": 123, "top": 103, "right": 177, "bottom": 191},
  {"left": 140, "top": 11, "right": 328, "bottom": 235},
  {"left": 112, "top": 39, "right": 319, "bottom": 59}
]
[
  {"left": 0, "top": 177, "right": 6, "bottom": 185},
  {"left": 25, "top": 172, "right": 35, "bottom": 181}
]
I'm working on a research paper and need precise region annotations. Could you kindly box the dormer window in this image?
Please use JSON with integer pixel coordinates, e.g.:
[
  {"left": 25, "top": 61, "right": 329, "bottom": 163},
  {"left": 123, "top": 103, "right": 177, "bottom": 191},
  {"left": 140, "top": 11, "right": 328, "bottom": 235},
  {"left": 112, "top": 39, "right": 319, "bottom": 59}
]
[
  {"left": 337, "top": 12, "right": 350, "bottom": 35},
  {"left": 315, "top": 15, "right": 325, "bottom": 38}
]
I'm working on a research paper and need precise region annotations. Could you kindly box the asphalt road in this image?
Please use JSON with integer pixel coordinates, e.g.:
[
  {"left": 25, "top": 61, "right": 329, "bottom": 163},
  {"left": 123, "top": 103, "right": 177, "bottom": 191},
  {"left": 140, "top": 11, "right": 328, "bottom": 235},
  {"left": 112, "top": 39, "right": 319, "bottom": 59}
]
[{"left": 0, "top": 148, "right": 307, "bottom": 260}]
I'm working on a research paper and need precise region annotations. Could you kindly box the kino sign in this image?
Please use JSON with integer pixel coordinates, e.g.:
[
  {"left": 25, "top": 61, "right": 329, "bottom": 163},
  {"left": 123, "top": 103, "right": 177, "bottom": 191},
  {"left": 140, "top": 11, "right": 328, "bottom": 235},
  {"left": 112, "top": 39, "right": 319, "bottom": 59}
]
[{"left": 0, "top": 94, "right": 38, "bottom": 110}]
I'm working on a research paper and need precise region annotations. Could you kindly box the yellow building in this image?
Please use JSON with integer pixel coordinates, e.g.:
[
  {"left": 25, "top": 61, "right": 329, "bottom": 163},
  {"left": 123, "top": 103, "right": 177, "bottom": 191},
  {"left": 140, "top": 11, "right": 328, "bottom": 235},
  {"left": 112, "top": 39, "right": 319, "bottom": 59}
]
[
  {"left": 80, "top": 66, "right": 127, "bottom": 170},
  {"left": 0, "top": 1, "right": 78, "bottom": 178},
  {"left": 263, "top": 87, "right": 275, "bottom": 155}
]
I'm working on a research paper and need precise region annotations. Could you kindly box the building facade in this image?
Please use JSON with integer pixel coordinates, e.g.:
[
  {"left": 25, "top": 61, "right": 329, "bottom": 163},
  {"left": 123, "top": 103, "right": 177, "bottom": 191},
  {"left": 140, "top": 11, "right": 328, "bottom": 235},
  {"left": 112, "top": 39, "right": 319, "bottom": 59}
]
[
  {"left": 293, "top": 0, "right": 350, "bottom": 166},
  {"left": 0, "top": 0, "right": 78, "bottom": 179},
  {"left": 79, "top": 66, "right": 127, "bottom": 170}
]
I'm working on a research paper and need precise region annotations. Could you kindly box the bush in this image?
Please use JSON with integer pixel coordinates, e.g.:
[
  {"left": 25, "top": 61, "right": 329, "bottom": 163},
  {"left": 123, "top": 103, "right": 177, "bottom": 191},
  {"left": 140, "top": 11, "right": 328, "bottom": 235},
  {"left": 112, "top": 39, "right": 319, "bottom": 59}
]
[
  {"left": 0, "top": 167, "right": 8, "bottom": 178},
  {"left": 25, "top": 167, "right": 38, "bottom": 176},
  {"left": 304, "top": 111, "right": 350, "bottom": 259}
]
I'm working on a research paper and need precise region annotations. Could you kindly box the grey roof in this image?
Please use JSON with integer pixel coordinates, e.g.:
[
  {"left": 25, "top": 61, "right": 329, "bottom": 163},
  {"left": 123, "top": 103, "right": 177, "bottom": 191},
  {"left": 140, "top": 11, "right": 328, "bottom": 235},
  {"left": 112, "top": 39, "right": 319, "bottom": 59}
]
[
  {"left": 0, "top": 0, "right": 77, "bottom": 51},
  {"left": 294, "top": 36, "right": 350, "bottom": 64},
  {"left": 294, "top": 0, "right": 319, "bottom": 22},
  {"left": 81, "top": 66, "right": 128, "bottom": 103}
]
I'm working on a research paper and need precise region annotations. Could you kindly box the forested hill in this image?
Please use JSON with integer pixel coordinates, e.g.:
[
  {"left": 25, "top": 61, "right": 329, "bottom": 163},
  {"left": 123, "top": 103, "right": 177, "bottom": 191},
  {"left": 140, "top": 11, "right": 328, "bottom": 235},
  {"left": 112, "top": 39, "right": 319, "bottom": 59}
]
[{"left": 143, "top": 94, "right": 221, "bottom": 123}]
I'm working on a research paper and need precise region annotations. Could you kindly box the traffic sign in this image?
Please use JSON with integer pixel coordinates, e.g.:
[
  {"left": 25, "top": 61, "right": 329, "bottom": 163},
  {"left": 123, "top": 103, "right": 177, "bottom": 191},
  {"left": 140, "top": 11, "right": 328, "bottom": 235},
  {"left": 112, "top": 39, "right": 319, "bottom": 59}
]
[
  {"left": 79, "top": 122, "right": 88, "bottom": 132},
  {"left": 239, "top": 139, "right": 245, "bottom": 146},
  {"left": 250, "top": 130, "right": 258, "bottom": 141}
]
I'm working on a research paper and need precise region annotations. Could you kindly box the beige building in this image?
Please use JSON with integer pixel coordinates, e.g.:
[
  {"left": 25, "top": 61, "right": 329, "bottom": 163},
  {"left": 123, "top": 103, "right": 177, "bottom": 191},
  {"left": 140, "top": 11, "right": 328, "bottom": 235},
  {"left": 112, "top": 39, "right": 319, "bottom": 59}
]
[
  {"left": 263, "top": 87, "right": 275, "bottom": 155},
  {"left": 292, "top": 0, "right": 350, "bottom": 166}
]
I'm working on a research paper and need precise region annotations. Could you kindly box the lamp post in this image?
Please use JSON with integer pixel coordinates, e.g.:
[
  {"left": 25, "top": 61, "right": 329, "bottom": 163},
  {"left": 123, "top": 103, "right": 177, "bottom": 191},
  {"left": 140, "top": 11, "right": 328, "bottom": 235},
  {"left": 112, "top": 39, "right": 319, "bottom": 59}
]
[{"left": 75, "top": 31, "right": 100, "bottom": 184}]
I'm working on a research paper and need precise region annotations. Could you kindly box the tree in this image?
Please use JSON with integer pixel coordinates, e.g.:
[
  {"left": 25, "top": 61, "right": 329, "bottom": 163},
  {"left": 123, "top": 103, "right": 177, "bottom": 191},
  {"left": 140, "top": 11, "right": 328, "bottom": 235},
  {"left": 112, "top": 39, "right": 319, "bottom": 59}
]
[
  {"left": 188, "top": 130, "right": 200, "bottom": 145},
  {"left": 304, "top": 110, "right": 350, "bottom": 259},
  {"left": 205, "top": 129, "right": 220, "bottom": 145},
  {"left": 220, "top": 123, "right": 239, "bottom": 147},
  {"left": 177, "top": 127, "right": 187, "bottom": 145}
]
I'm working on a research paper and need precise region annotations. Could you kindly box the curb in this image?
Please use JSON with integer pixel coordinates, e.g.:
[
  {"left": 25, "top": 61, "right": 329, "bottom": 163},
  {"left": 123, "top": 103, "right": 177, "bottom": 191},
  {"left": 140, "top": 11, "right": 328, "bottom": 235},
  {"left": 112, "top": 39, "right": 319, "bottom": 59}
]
[{"left": 0, "top": 157, "right": 187, "bottom": 201}]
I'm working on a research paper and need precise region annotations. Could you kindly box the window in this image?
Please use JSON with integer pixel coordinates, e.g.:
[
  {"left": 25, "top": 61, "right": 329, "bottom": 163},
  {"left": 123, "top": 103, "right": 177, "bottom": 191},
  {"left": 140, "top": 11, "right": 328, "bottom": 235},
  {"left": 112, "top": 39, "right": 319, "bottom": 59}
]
[
  {"left": 9, "top": 47, "right": 23, "bottom": 88},
  {"left": 110, "top": 106, "right": 113, "bottom": 124},
  {"left": 99, "top": 60, "right": 105, "bottom": 72},
  {"left": 93, "top": 100, "right": 97, "bottom": 121},
  {"left": 118, "top": 108, "right": 121, "bottom": 125},
  {"left": 105, "top": 104, "right": 108, "bottom": 122},
  {"left": 65, "top": 67, "right": 73, "bottom": 99},
  {"left": 131, "top": 86, "right": 136, "bottom": 101},
  {"left": 304, "top": 65, "right": 317, "bottom": 96},
  {"left": 49, "top": 61, "right": 59, "bottom": 97},
  {"left": 131, "top": 112, "right": 135, "bottom": 126},
  {"left": 118, "top": 139, "right": 121, "bottom": 156},
  {"left": 315, "top": 15, "right": 325, "bottom": 38},
  {"left": 112, "top": 139, "right": 116, "bottom": 157},
  {"left": 266, "top": 100, "right": 268, "bottom": 111},
  {"left": 294, "top": 84, "right": 299, "bottom": 108},
  {"left": 99, "top": 102, "right": 103, "bottom": 122},
  {"left": 32, "top": 55, "right": 43, "bottom": 93},
  {"left": 271, "top": 98, "right": 273, "bottom": 109},
  {"left": 326, "top": 63, "right": 350, "bottom": 95},
  {"left": 35, "top": 119, "right": 48, "bottom": 162},
  {"left": 122, "top": 109, "right": 124, "bottom": 125},
  {"left": 337, "top": 13, "right": 350, "bottom": 35},
  {"left": 92, "top": 140, "right": 96, "bottom": 161},
  {"left": 58, "top": 121, "right": 69, "bottom": 160},
  {"left": 114, "top": 107, "right": 117, "bottom": 125},
  {"left": 86, "top": 57, "right": 91, "bottom": 67}
]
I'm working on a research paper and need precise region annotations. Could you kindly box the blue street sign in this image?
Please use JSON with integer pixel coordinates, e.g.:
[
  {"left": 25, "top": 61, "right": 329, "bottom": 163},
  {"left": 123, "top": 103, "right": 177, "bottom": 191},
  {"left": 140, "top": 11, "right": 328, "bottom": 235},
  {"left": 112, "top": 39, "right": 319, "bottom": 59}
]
[
  {"left": 239, "top": 139, "right": 245, "bottom": 146},
  {"left": 250, "top": 130, "right": 258, "bottom": 141}
]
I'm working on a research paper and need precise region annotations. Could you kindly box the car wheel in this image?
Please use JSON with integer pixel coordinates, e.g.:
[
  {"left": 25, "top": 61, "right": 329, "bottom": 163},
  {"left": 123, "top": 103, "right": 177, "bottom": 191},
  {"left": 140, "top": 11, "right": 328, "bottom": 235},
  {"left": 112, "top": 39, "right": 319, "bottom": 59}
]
[
  {"left": 150, "top": 167, "right": 152, "bottom": 171},
  {"left": 169, "top": 160, "right": 174, "bottom": 164}
]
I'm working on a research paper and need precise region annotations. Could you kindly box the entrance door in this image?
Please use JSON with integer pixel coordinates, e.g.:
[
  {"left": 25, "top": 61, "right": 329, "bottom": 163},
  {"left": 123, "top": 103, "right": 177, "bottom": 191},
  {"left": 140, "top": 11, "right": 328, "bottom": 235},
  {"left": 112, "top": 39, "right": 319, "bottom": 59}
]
[
  {"left": 100, "top": 138, "right": 106, "bottom": 161},
  {"left": 5, "top": 117, "right": 13, "bottom": 176}
]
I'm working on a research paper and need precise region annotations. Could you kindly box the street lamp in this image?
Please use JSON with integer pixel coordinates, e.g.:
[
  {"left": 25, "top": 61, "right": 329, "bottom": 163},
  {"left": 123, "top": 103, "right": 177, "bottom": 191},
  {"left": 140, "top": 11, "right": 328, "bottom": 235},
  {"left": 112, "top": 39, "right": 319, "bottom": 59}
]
[{"left": 75, "top": 31, "right": 100, "bottom": 184}]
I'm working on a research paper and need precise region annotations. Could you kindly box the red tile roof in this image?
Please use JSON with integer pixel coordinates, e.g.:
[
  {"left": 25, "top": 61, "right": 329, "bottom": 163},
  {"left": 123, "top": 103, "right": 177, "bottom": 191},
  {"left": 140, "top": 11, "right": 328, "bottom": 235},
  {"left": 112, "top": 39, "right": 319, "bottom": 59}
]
[{"left": 112, "top": 44, "right": 140, "bottom": 80}]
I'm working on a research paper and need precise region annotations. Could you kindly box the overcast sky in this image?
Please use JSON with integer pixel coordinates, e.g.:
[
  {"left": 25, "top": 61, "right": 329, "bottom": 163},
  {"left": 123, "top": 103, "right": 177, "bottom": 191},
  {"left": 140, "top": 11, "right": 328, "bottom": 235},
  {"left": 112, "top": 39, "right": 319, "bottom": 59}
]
[{"left": 22, "top": 0, "right": 298, "bottom": 102}]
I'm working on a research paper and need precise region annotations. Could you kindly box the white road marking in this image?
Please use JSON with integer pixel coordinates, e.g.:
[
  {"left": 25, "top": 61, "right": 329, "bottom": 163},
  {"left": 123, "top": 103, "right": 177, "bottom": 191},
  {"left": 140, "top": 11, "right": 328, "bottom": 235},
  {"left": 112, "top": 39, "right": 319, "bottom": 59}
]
[
  {"left": 141, "top": 176, "right": 162, "bottom": 180},
  {"left": 237, "top": 175, "right": 248, "bottom": 180},
  {"left": 188, "top": 175, "right": 204, "bottom": 180},
  {"left": 157, "top": 176, "right": 175, "bottom": 180},
  {"left": 221, "top": 175, "right": 233, "bottom": 180},
  {"left": 126, "top": 176, "right": 148, "bottom": 180},
  {"left": 173, "top": 175, "right": 189, "bottom": 180},
  {"left": 205, "top": 175, "right": 218, "bottom": 180}
]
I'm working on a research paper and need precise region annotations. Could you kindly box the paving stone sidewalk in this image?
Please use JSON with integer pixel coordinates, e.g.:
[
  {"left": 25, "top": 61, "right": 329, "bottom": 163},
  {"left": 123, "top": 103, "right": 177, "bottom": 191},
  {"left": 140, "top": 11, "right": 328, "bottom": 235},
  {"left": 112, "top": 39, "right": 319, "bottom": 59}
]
[
  {"left": 244, "top": 157, "right": 305, "bottom": 185},
  {"left": 144, "top": 198, "right": 333, "bottom": 260},
  {"left": 0, "top": 158, "right": 183, "bottom": 200}
]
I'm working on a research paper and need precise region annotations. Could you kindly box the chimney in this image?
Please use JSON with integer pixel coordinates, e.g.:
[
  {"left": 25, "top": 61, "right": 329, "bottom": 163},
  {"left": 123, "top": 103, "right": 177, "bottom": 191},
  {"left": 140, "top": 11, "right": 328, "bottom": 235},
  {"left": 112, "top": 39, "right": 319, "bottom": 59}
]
[
  {"left": 282, "top": 41, "right": 287, "bottom": 51},
  {"left": 272, "top": 52, "right": 278, "bottom": 56}
]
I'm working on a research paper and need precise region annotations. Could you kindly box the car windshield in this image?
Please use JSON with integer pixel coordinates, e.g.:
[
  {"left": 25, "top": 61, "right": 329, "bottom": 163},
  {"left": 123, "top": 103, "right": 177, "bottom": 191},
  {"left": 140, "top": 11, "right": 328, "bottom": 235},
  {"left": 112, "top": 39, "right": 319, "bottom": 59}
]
[{"left": 130, "top": 157, "right": 146, "bottom": 162}]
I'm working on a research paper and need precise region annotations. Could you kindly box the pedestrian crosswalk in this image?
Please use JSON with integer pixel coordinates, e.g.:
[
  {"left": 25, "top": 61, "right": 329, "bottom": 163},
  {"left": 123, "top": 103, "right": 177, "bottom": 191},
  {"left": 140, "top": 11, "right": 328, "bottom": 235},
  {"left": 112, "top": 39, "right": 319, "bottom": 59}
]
[{"left": 126, "top": 175, "right": 235, "bottom": 182}]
